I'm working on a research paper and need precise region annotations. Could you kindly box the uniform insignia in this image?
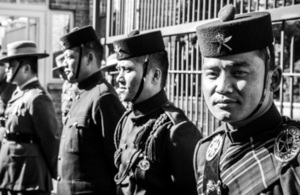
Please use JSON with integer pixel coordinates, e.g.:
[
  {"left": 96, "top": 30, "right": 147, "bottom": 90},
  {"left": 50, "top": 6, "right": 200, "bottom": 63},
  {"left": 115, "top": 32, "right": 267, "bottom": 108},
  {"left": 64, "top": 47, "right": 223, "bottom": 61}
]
[
  {"left": 114, "top": 45, "right": 123, "bottom": 57},
  {"left": 204, "top": 180, "right": 221, "bottom": 195},
  {"left": 274, "top": 126, "right": 300, "bottom": 162},
  {"left": 139, "top": 156, "right": 150, "bottom": 171},
  {"left": 206, "top": 134, "right": 223, "bottom": 161},
  {"left": 212, "top": 33, "right": 232, "bottom": 53}
]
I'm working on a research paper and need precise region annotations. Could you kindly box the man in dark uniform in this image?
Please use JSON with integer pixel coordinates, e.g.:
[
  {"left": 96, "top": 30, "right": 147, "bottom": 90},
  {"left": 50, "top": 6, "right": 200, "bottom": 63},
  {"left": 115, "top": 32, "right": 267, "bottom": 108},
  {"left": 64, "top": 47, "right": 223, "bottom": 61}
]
[
  {"left": 101, "top": 53, "right": 118, "bottom": 86},
  {"left": 0, "top": 40, "right": 60, "bottom": 195},
  {"left": 113, "top": 30, "right": 202, "bottom": 195},
  {"left": 56, "top": 25, "right": 125, "bottom": 195},
  {"left": 193, "top": 4, "right": 300, "bottom": 195}
]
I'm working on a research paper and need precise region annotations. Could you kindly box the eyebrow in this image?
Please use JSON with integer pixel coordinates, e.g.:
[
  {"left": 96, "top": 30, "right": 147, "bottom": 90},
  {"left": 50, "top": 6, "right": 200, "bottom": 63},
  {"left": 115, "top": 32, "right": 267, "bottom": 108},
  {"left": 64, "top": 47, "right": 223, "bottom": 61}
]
[{"left": 203, "top": 61, "right": 252, "bottom": 70}]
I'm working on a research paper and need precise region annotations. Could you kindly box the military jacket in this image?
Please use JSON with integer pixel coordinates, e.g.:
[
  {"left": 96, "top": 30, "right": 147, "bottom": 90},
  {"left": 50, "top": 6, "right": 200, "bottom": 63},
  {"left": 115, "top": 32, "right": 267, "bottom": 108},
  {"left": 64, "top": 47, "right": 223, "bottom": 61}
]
[
  {"left": 0, "top": 80, "right": 16, "bottom": 117},
  {"left": 114, "top": 90, "right": 202, "bottom": 195},
  {"left": 57, "top": 72, "right": 125, "bottom": 195},
  {"left": 0, "top": 80, "right": 60, "bottom": 192},
  {"left": 61, "top": 81, "right": 78, "bottom": 125},
  {"left": 194, "top": 103, "right": 300, "bottom": 195}
]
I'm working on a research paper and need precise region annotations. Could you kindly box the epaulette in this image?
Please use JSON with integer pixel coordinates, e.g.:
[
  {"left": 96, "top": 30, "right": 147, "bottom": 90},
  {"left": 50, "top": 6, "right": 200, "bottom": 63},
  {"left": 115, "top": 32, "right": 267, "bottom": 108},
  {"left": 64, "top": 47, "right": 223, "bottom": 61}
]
[
  {"left": 274, "top": 116, "right": 300, "bottom": 163},
  {"left": 161, "top": 101, "right": 189, "bottom": 125}
]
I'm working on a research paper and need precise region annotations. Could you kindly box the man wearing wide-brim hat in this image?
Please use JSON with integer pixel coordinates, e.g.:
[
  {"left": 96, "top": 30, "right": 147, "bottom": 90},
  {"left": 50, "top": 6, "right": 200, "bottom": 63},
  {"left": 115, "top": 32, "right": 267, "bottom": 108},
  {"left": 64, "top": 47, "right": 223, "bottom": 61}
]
[
  {"left": 193, "top": 4, "right": 300, "bottom": 195},
  {"left": 56, "top": 25, "right": 125, "bottom": 195},
  {"left": 0, "top": 40, "right": 60, "bottom": 195}
]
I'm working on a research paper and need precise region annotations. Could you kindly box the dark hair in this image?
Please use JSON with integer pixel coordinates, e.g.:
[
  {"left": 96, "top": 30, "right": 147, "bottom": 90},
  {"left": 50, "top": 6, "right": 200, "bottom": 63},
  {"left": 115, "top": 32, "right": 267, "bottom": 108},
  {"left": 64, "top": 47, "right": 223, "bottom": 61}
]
[
  {"left": 82, "top": 39, "right": 104, "bottom": 67},
  {"left": 148, "top": 50, "right": 169, "bottom": 88},
  {"left": 256, "top": 44, "right": 276, "bottom": 71},
  {"left": 20, "top": 56, "right": 38, "bottom": 74}
]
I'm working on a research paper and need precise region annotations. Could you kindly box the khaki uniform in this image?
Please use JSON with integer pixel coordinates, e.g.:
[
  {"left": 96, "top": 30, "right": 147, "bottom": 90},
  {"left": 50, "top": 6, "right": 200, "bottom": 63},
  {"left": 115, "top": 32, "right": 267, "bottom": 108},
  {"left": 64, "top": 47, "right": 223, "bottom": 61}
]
[{"left": 0, "top": 80, "right": 60, "bottom": 192}]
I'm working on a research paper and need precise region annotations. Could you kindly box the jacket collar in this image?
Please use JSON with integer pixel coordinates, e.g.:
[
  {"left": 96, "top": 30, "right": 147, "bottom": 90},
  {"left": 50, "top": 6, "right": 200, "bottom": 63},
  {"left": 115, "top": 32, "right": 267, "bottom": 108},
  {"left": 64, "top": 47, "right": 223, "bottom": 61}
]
[
  {"left": 77, "top": 71, "right": 103, "bottom": 90},
  {"left": 226, "top": 103, "right": 283, "bottom": 143},
  {"left": 131, "top": 90, "right": 168, "bottom": 117}
]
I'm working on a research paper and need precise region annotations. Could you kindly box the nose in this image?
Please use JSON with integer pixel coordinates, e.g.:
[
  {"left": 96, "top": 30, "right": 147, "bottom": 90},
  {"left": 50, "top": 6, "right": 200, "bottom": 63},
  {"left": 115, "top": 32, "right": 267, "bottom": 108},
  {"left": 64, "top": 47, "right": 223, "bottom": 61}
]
[
  {"left": 116, "top": 70, "right": 124, "bottom": 84},
  {"left": 215, "top": 71, "right": 233, "bottom": 94}
]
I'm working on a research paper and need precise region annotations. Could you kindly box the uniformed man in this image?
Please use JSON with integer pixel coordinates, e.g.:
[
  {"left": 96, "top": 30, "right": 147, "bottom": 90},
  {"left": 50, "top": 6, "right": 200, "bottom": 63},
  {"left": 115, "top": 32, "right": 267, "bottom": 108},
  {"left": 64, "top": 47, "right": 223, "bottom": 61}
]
[
  {"left": 0, "top": 40, "right": 60, "bottom": 195},
  {"left": 113, "top": 30, "right": 202, "bottom": 195},
  {"left": 52, "top": 53, "right": 78, "bottom": 125},
  {"left": 56, "top": 25, "right": 125, "bottom": 195},
  {"left": 101, "top": 53, "right": 118, "bottom": 86},
  {"left": 0, "top": 49, "right": 16, "bottom": 144},
  {"left": 193, "top": 4, "right": 300, "bottom": 195}
]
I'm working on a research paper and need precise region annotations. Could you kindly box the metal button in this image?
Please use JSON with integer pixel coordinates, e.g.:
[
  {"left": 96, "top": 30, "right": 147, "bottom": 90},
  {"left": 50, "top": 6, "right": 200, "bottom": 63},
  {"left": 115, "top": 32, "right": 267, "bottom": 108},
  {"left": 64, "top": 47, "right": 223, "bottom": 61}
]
[
  {"left": 57, "top": 176, "right": 61, "bottom": 181},
  {"left": 58, "top": 156, "right": 61, "bottom": 160}
]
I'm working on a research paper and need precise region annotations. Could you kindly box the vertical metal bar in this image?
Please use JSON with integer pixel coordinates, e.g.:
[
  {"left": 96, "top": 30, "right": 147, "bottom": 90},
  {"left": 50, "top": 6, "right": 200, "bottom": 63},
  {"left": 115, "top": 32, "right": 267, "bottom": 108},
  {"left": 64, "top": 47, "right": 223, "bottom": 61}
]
[
  {"left": 189, "top": 35, "right": 194, "bottom": 120},
  {"left": 221, "top": 0, "right": 224, "bottom": 11},
  {"left": 203, "top": 0, "right": 206, "bottom": 20},
  {"left": 197, "top": 0, "right": 201, "bottom": 21},
  {"left": 279, "top": 22, "right": 285, "bottom": 114},
  {"left": 145, "top": 0, "right": 149, "bottom": 29},
  {"left": 180, "top": 37, "right": 184, "bottom": 109},
  {"left": 289, "top": 36, "right": 295, "bottom": 118},
  {"left": 121, "top": 0, "right": 125, "bottom": 34},
  {"left": 171, "top": 36, "right": 176, "bottom": 103},
  {"left": 265, "top": 0, "right": 268, "bottom": 9},
  {"left": 192, "top": 0, "right": 196, "bottom": 22},
  {"left": 214, "top": 0, "right": 218, "bottom": 18},
  {"left": 106, "top": 0, "right": 112, "bottom": 37},
  {"left": 183, "top": 0, "right": 186, "bottom": 23},
  {"left": 256, "top": 0, "right": 259, "bottom": 11},
  {"left": 178, "top": 0, "right": 182, "bottom": 24},
  {"left": 141, "top": 0, "right": 145, "bottom": 30},
  {"left": 185, "top": 36, "right": 189, "bottom": 118},
  {"left": 176, "top": 38, "right": 180, "bottom": 107},
  {"left": 149, "top": 0, "right": 153, "bottom": 29},
  {"left": 167, "top": 37, "right": 171, "bottom": 100},
  {"left": 160, "top": 0, "right": 164, "bottom": 27},
  {"left": 208, "top": 0, "right": 212, "bottom": 19},
  {"left": 136, "top": 0, "right": 140, "bottom": 30},
  {"left": 173, "top": 0, "right": 177, "bottom": 25},
  {"left": 240, "top": 0, "right": 244, "bottom": 14},
  {"left": 153, "top": 0, "right": 157, "bottom": 28},
  {"left": 247, "top": 0, "right": 251, "bottom": 13}
]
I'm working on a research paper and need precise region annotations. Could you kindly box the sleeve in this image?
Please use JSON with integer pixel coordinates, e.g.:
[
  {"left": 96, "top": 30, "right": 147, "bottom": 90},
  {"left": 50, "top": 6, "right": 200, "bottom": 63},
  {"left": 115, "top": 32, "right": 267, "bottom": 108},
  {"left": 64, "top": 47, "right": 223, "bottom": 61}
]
[
  {"left": 93, "top": 92, "right": 125, "bottom": 176},
  {"left": 168, "top": 121, "right": 202, "bottom": 195},
  {"left": 279, "top": 155, "right": 300, "bottom": 194},
  {"left": 30, "top": 94, "right": 61, "bottom": 178}
]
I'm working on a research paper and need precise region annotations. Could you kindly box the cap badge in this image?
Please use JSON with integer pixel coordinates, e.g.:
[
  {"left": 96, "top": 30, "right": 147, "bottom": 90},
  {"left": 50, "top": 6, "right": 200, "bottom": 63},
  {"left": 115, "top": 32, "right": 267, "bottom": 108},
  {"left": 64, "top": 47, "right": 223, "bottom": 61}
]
[
  {"left": 114, "top": 45, "right": 123, "bottom": 57},
  {"left": 212, "top": 33, "right": 232, "bottom": 53},
  {"left": 139, "top": 155, "right": 150, "bottom": 171},
  {"left": 274, "top": 126, "right": 300, "bottom": 162},
  {"left": 206, "top": 134, "right": 223, "bottom": 161}
]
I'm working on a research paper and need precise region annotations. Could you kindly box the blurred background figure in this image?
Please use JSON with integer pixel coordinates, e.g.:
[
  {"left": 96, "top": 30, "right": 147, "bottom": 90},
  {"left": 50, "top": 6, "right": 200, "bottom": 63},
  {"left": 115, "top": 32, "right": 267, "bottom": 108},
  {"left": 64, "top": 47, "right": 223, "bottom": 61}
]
[
  {"left": 52, "top": 53, "right": 78, "bottom": 125},
  {"left": 101, "top": 53, "right": 118, "bottom": 87},
  {"left": 0, "top": 46, "right": 16, "bottom": 146}
]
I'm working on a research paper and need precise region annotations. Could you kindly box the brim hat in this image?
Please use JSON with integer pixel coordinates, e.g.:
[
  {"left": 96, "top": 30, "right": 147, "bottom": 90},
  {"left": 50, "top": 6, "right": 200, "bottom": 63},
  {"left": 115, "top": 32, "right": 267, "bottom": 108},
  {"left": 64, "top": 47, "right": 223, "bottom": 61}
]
[
  {"left": 59, "top": 25, "right": 99, "bottom": 50},
  {"left": 101, "top": 53, "right": 118, "bottom": 72},
  {"left": 196, "top": 4, "right": 273, "bottom": 57},
  {"left": 113, "top": 30, "right": 165, "bottom": 60},
  {"left": 0, "top": 40, "right": 49, "bottom": 62}
]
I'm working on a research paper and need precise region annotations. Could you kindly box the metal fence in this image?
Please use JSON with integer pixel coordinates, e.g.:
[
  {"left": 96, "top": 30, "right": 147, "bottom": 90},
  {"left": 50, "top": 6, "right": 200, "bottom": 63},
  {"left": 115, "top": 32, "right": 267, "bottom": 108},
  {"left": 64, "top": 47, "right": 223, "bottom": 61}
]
[{"left": 105, "top": 0, "right": 300, "bottom": 136}]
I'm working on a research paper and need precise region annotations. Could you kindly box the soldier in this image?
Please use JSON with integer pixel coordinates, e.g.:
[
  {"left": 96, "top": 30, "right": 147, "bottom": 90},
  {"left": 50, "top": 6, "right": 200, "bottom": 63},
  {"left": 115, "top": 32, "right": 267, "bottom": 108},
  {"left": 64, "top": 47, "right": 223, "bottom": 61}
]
[
  {"left": 56, "top": 25, "right": 125, "bottom": 195},
  {"left": 100, "top": 53, "right": 118, "bottom": 86},
  {"left": 0, "top": 49, "right": 16, "bottom": 144},
  {"left": 193, "top": 4, "right": 300, "bottom": 195},
  {"left": 0, "top": 40, "right": 60, "bottom": 195},
  {"left": 113, "top": 30, "right": 202, "bottom": 195},
  {"left": 52, "top": 53, "right": 78, "bottom": 125}
]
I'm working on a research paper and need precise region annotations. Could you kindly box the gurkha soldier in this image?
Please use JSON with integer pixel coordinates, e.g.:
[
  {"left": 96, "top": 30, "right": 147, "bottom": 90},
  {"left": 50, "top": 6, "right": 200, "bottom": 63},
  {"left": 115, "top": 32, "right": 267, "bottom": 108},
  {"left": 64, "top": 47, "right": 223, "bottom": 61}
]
[
  {"left": 193, "top": 5, "right": 300, "bottom": 195},
  {"left": 113, "top": 30, "right": 202, "bottom": 195}
]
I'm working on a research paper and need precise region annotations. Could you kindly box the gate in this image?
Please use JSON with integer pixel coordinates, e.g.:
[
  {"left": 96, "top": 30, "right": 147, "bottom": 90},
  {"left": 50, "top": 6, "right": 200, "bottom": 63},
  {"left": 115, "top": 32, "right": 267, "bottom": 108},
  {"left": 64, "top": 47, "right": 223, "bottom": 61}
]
[{"left": 105, "top": 0, "right": 300, "bottom": 136}]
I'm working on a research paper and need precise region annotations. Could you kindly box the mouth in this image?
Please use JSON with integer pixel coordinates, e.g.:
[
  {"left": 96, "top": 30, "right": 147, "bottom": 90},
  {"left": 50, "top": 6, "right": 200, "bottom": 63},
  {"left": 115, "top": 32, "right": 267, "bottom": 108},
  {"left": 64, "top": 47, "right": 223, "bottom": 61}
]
[{"left": 214, "top": 98, "right": 238, "bottom": 107}]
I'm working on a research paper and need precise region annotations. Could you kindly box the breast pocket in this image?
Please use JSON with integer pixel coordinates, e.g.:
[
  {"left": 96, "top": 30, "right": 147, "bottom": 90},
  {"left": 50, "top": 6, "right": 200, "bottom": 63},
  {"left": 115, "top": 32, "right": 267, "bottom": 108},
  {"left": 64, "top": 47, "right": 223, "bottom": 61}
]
[{"left": 65, "top": 116, "right": 91, "bottom": 154}]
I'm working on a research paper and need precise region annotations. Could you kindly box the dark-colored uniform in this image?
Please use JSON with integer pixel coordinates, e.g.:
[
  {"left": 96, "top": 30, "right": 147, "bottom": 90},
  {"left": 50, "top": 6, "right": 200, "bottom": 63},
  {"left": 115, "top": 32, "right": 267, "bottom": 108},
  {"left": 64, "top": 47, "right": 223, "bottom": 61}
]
[
  {"left": 57, "top": 72, "right": 125, "bottom": 195},
  {"left": 194, "top": 103, "right": 300, "bottom": 195},
  {"left": 0, "top": 80, "right": 60, "bottom": 193},
  {"left": 114, "top": 90, "right": 202, "bottom": 195}
]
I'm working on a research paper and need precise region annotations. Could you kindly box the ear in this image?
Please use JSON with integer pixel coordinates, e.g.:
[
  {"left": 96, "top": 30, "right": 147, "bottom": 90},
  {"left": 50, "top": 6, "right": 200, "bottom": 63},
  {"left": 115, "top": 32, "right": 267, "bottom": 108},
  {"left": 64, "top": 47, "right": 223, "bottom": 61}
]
[
  {"left": 151, "top": 68, "right": 161, "bottom": 84},
  {"left": 23, "top": 64, "right": 31, "bottom": 72},
  {"left": 87, "top": 52, "right": 94, "bottom": 65},
  {"left": 270, "top": 66, "right": 282, "bottom": 92}
]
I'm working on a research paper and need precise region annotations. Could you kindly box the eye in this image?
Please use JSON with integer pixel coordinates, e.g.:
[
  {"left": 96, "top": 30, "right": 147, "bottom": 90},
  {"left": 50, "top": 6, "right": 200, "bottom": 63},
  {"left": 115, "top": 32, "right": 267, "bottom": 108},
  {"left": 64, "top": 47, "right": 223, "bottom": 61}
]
[
  {"left": 204, "top": 70, "right": 219, "bottom": 79},
  {"left": 233, "top": 70, "right": 249, "bottom": 78}
]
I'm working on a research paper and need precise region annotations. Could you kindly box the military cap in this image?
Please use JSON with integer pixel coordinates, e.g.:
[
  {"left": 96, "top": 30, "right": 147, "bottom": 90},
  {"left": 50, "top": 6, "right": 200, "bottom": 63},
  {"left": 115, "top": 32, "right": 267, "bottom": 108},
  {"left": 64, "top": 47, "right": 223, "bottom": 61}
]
[
  {"left": 196, "top": 4, "right": 273, "bottom": 57},
  {"left": 0, "top": 40, "right": 49, "bottom": 62},
  {"left": 101, "top": 53, "right": 118, "bottom": 72},
  {"left": 60, "top": 25, "right": 99, "bottom": 50},
  {"left": 113, "top": 30, "right": 165, "bottom": 60}
]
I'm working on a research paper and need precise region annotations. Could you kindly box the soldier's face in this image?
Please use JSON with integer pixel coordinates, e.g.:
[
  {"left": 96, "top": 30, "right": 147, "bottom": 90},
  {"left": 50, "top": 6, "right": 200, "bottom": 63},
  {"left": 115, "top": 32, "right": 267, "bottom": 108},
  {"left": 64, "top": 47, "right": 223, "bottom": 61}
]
[
  {"left": 62, "top": 48, "right": 80, "bottom": 83},
  {"left": 116, "top": 57, "right": 144, "bottom": 102},
  {"left": 0, "top": 63, "right": 6, "bottom": 81},
  {"left": 202, "top": 51, "right": 265, "bottom": 123}
]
